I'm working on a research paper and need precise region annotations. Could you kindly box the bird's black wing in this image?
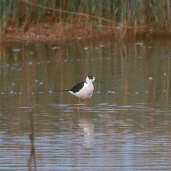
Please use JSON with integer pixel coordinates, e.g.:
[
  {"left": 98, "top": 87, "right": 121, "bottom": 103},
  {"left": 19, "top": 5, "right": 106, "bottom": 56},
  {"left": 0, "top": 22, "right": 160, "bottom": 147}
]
[{"left": 69, "top": 81, "right": 85, "bottom": 93}]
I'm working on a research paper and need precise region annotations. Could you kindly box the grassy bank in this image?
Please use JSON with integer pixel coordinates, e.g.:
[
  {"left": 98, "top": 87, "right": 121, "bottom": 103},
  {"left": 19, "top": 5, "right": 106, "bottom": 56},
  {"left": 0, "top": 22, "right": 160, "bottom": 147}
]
[{"left": 0, "top": 0, "right": 171, "bottom": 41}]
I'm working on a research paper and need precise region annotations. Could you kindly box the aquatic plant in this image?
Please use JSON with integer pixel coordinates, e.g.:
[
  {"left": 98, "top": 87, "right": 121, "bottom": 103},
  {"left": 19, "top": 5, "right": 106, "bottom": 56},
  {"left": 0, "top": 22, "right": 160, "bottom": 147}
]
[{"left": 0, "top": 0, "right": 170, "bottom": 33}]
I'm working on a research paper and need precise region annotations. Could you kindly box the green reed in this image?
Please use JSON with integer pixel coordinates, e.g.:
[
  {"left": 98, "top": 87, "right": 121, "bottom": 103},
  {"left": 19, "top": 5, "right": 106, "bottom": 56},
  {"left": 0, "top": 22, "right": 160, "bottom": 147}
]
[{"left": 0, "top": 0, "right": 170, "bottom": 33}]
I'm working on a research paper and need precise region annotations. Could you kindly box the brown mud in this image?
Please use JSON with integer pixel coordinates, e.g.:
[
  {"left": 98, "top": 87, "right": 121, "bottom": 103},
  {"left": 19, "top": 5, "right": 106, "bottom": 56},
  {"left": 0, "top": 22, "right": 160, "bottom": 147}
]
[{"left": 1, "top": 22, "right": 171, "bottom": 43}]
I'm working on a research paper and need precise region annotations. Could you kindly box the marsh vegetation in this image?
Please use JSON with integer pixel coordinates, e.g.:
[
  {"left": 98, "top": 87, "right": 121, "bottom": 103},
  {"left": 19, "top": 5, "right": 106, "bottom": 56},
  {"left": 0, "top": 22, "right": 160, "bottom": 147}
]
[{"left": 0, "top": 0, "right": 170, "bottom": 41}]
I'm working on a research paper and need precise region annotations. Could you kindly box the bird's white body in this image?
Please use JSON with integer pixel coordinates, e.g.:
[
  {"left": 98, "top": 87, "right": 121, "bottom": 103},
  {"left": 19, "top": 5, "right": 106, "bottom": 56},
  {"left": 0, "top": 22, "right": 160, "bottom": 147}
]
[
  {"left": 66, "top": 76, "right": 95, "bottom": 100},
  {"left": 68, "top": 81, "right": 94, "bottom": 99}
]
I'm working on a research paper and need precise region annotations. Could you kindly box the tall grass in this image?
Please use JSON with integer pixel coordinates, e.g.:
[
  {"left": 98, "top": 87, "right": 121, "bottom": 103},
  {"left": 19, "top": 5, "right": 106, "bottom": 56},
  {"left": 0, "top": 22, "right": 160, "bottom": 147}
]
[{"left": 0, "top": 0, "right": 170, "bottom": 33}]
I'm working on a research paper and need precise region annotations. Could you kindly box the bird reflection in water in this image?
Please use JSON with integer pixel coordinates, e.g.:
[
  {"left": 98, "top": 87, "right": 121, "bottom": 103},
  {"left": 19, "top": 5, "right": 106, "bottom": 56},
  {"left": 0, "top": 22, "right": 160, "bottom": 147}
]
[{"left": 77, "top": 107, "right": 94, "bottom": 147}]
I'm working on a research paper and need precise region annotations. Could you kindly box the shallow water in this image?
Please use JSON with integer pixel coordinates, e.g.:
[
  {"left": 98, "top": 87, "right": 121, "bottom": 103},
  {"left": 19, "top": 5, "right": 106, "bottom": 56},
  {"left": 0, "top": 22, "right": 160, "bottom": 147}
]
[{"left": 0, "top": 38, "right": 171, "bottom": 170}]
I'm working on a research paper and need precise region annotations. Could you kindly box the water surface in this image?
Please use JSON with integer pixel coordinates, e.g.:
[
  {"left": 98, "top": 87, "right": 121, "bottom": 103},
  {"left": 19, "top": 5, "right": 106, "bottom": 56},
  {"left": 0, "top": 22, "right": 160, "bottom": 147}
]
[{"left": 0, "top": 38, "right": 171, "bottom": 170}]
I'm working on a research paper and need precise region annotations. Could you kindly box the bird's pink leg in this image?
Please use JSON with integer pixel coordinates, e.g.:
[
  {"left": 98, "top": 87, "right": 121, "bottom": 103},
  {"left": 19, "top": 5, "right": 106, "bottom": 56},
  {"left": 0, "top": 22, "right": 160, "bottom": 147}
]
[{"left": 77, "top": 105, "right": 80, "bottom": 119}]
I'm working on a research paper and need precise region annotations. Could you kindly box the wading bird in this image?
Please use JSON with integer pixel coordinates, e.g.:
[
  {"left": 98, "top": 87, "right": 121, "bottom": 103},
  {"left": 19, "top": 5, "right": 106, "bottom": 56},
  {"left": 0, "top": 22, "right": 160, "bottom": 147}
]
[{"left": 64, "top": 75, "right": 95, "bottom": 105}]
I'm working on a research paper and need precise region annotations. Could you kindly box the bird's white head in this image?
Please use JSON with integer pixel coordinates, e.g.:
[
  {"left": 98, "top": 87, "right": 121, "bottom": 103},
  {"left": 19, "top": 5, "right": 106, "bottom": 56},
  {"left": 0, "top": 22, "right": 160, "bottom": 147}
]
[{"left": 86, "top": 75, "right": 95, "bottom": 83}]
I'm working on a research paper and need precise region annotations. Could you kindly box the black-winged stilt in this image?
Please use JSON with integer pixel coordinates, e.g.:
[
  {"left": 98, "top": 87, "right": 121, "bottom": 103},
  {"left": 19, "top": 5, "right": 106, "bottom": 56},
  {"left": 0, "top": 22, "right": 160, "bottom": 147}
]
[{"left": 64, "top": 75, "right": 95, "bottom": 104}]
